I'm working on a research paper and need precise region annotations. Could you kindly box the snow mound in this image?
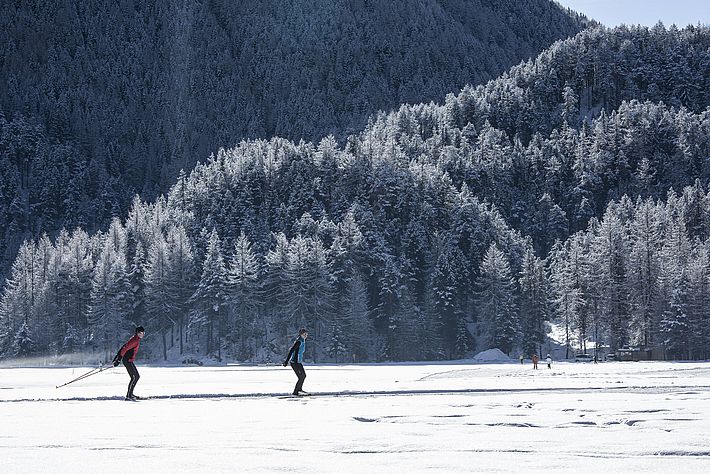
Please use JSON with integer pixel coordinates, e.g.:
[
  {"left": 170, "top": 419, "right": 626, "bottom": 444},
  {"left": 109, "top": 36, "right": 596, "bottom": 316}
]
[{"left": 473, "top": 348, "right": 511, "bottom": 362}]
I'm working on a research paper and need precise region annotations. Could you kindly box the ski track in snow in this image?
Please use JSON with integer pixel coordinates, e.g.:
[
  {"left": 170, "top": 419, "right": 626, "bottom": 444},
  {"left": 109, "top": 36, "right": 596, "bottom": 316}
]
[{"left": 3, "top": 384, "right": 710, "bottom": 403}]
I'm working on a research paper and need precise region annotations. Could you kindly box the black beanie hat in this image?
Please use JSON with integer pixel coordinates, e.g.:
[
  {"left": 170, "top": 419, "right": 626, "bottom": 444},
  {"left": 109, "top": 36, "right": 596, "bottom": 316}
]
[
  {"left": 135, "top": 326, "right": 145, "bottom": 333},
  {"left": 298, "top": 328, "right": 307, "bottom": 335}
]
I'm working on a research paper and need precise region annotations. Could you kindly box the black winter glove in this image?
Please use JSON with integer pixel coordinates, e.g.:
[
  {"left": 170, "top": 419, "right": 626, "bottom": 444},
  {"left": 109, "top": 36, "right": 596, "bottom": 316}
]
[
  {"left": 112, "top": 354, "right": 122, "bottom": 367},
  {"left": 282, "top": 360, "right": 288, "bottom": 367}
]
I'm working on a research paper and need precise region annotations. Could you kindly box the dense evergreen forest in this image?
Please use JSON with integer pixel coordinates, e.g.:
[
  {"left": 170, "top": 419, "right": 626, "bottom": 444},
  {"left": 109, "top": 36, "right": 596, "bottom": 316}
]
[
  {"left": 1, "top": 16, "right": 708, "bottom": 361},
  {"left": 0, "top": 0, "right": 588, "bottom": 283}
]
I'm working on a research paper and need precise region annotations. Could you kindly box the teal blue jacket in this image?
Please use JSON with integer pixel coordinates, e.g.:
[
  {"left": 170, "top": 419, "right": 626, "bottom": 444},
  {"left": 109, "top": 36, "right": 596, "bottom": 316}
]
[{"left": 286, "top": 336, "right": 306, "bottom": 364}]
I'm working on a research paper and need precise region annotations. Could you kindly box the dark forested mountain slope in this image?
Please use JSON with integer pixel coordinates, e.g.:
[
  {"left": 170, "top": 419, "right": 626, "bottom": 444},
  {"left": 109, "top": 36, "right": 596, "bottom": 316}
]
[
  {"left": 3, "top": 24, "right": 707, "bottom": 362},
  {"left": 0, "top": 0, "right": 587, "bottom": 280},
  {"left": 1, "top": 1, "right": 586, "bottom": 156},
  {"left": 6, "top": 20, "right": 710, "bottom": 362}
]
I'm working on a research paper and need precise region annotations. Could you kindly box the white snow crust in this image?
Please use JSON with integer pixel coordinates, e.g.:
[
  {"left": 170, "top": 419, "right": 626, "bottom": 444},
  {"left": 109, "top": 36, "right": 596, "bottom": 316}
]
[{"left": 2, "top": 361, "right": 710, "bottom": 472}]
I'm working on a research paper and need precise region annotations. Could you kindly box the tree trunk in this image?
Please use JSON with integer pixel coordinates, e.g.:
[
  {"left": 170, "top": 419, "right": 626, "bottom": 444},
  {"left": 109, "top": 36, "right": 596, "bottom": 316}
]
[
  {"left": 564, "top": 298, "right": 570, "bottom": 359},
  {"left": 179, "top": 316, "right": 184, "bottom": 354},
  {"left": 207, "top": 321, "right": 213, "bottom": 354}
]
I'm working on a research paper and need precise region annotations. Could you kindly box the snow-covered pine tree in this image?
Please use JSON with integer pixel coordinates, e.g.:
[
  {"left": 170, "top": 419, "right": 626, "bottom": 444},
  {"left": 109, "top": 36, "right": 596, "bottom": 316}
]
[
  {"left": 12, "top": 321, "right": 35, "bottom": 358},
  {"left": 549, "top": 240, "right": 582, "bottom": 359},
  {"left": 46, "top": 230, "right": 71, "bottom": 355},
  {"left": 57, "top": 229, "right": 93, "bottom": 349},
  {"left": 378, "top": 254, "right": 404, "bottom": 360},
  {"left": 284, "top": 235, "right": 333, "bottom": 362},
  {"left": 455, "top": 317, "right": 474, "bottom": 357},
  {"left": 144, "top": 234, "right": 178, "bottom": 360},
  {"left": 342, "top": 270, "right": 372, "bottom": 362},
  {"left": 532, "top": 193, "right": 569, "bottom": 256},
  {"left": 326, "top": 313, "right": 348, "bottom": 363},
  {"left": 62, "top": 323, "right": 82, "bottom": 355},
  {"left": 658, "top": 196, "right": 692, "bottom": 358},
  {"left": 430, "top": 235, "right": 469, "bottom": 358},
  {"left": 518, "top": 246, "right": 549, "bottom": 357},
  {"left": 0, "top": 241, "right": 36, "bottom": 355},
  {"left": 593, "top": 206, "right": 630, "bottom": 353},
  {"left": 264, "top": 233, "right": 290, "bottom": 337},
  {"left": 128, "top": 241, "right": 147, "bottom": 328},
  {"left": 659, "top": 272, "right": 691, "bottom": 360},
  {"left": 628, "top": 199, "right": 661, "bottom": 348},
  {"left": 328, "top": 210, "right": 366, "bottom": 360},
  {"left": 476, "top": 243, "right": 518, "bottom": 355},
  {"left": 31, "top": 234, "right": 59, "bottom": 353},
  {"left": 568, "top": 235, "right": 591, "bottom": 353},
  {"left": 685, "top": 242, "right": 710, "bottom": 359},
  {"left": 561, "top": 84, "right": 579, "bottom": 127},
  {"left": 189, "top": 229, "right": 227, "bottom": 357},
  {"left": 165, "top": 225, "right": 195, "bottom": 354},
  {"left": 88, "top": 235, "right": 130, "bottom": 361},
  {"left": 226, "top": 231, "right": 261, "bottom": 360},
  {"left": 388, "top": 278, "right": 420, "bottom": 361}
]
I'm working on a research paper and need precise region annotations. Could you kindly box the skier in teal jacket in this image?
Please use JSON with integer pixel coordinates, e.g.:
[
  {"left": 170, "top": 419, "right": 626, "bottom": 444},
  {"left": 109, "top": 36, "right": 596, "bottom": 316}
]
[{"left": 283, "top": 328, "right": 308, "bottom": 396}]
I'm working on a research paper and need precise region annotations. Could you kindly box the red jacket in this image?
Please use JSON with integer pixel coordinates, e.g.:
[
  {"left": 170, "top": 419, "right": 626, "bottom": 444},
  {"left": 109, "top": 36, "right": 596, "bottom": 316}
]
[{"left": 119, "top": 334, "right": 141, "bottom": 362}]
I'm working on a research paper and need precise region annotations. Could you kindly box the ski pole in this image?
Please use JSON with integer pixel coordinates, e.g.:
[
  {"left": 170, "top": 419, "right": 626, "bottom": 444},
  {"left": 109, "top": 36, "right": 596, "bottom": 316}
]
[
  {"left": 56, "top": 364, "right": 111, "bottom": 388},
  {"left": 56, "top": 364, "right": 112, "bottom": 389},
  {"left": 56, "top": 366, "right": 103, "bottom": 389},
  {"left": 70, "top": 364, "right": 112, "bottom": 383}
]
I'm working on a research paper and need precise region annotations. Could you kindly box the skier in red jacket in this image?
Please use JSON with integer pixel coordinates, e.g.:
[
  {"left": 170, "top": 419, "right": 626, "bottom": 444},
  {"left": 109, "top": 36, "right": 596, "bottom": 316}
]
[{"left": 113, "top": 326, "right": 145, "bottom": 401}]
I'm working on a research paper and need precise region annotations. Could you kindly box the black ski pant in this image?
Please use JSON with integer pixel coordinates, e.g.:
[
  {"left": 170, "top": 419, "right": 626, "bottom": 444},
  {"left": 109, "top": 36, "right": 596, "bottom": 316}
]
[
  {"left": 123, "top": 359, "right": 140, "bottom": 397},
  {"left": 290, "top": 362, "right": 306, "bottom": 394}
]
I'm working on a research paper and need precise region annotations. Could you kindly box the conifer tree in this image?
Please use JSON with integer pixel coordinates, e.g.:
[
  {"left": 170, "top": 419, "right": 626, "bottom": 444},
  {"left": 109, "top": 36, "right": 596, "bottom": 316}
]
[
  {"left": 166, "top": 225, "right": 195, "bottom": 354},
  {"left": 265, "top": 233, "right": 290, "bottom": 336},
  {"left": 226, "top": 231, "right": 261, "bottom": 360},
  {"left": 549, "top": 240, "right": 581, "bottom": 359},
  {"left": 342, "top": 271, "right": 373, "bottom": 362},
  {"left": 518, "top": 247, "right": 549, "bottom": 356},
  {"left": 12, "top": 321, "right": 35, "bottom": 358},
  {"left": 88, "top": 237, "right": 130, "bottom": 360},
  {"left": 476, "top": 243, "right": 518, "bottom": 355},
  {"left": 593, "top": 208, "right": 630, "bottom": 352},
  {"left": 285, "top": 235, "right": 333, "bottom": 361},
  {"left": 628, "top": 199, "right": 661, "bottom": 348},
  {"left": 190, "top": 229, "right": 227, "bottom": 357},
  {"left": 144, "top": 234, "right": 178, "bottom": 360}
]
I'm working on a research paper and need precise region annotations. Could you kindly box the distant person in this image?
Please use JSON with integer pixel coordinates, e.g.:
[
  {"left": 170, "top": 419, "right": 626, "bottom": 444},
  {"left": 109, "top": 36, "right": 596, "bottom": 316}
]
[
  {"left": 283, "top": 328, "right": 309, "bottom": 396},
  {"left": 546, "top": 354, "right": 552, "bottom": 369},
  {"left": 532, "top": 353, "right": 539, "bottom": 369},
  {"left": 519, "top": 354, "right": 524, "bottom": 364},
  {"left": 113, "top": 326, "right": 145, "bottom": 401}
]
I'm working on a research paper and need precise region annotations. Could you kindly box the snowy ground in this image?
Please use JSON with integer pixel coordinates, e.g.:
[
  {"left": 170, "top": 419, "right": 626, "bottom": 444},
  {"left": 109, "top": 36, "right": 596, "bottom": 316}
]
[{"left": 2, "top": 361, "right": 710, "bottom": 473}]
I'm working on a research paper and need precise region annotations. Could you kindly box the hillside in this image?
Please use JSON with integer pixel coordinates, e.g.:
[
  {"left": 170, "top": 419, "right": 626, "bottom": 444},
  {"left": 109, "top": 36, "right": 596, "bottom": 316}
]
[
  {"left": 0, "top": 1, "right": 587, "bottom": 272},
  {"left": 4, "top": 23, "right": 709, "bottom": 363}
]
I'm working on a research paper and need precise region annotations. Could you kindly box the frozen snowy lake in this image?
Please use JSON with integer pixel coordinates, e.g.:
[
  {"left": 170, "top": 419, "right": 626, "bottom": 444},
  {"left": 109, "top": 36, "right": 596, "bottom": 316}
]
[{"left": 2, "top": 361, "right": 710, "bottom": 472}]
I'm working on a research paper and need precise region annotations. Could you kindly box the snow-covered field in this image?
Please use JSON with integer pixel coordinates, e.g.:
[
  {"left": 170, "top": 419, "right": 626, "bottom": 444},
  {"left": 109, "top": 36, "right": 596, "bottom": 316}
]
[{"left": 2, "top": 361, "right": 710, "bottom": 473}]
